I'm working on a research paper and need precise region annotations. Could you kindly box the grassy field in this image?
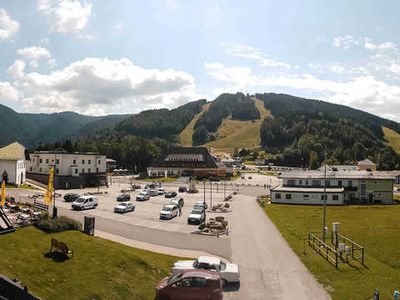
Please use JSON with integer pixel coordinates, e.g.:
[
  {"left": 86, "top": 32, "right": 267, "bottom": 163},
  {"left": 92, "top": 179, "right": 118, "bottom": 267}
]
[
  {"left": 179, "top": 103, "right": 210, "bottom": 146},
  {"left": 264, "top": 204, "right": 400, "bottom": 299},
  {"left": 205, "top": 98, "right": 270, "bottom": 153},
  {"left": 383, "top": 126, "right": 400, "bottom": 153},
  {"left": 5, "top": 183, "right": 38, "bottom": 190},
  {"left": 0, "top": 227, "right": 182, "bottom": 300},
  {"left": 139, "top": 177, "right": 177, "bottom": 183}
]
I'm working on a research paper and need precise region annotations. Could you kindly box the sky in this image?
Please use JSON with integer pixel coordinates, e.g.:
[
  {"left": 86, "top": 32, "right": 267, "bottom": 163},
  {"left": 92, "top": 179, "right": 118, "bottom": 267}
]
[{"left": 0, "top": 0, "right": 400, "bottom": 121}]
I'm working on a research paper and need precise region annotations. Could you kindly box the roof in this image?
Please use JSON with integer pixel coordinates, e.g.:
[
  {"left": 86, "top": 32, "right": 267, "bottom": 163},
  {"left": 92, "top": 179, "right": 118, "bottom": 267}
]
[
  {"left": 271, "top": 186, "right": 345, "bottom": 193},
  {"left": 198, "top": 256, "right": 221, "bottom": 265},
  {"left": 279, "top": 170, "right": 394, "bottom": 180},
  {"left": 180, "top": 269, "right": 220, "bottom": 280},
  {"left": 150, "top": 147, "right": 220, "bottom": 169},
  {"left": 0, "top": 142, "right": 26, "bottom": 161},
  {"left": 357, "top": 159, "right": 376, "bottom": 166}
]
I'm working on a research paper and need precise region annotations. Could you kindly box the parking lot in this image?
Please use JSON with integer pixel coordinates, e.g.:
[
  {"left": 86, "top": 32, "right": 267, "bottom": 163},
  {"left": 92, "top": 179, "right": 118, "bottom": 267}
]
[{"left": 55, "top": 178, "right": 238, "bottom": 235}]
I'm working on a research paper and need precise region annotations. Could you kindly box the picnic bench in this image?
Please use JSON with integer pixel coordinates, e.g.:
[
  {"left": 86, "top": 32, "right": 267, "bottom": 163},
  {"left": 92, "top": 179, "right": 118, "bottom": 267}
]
[{"left": 49, "top": 238, "right": 73, "bottom": 258}]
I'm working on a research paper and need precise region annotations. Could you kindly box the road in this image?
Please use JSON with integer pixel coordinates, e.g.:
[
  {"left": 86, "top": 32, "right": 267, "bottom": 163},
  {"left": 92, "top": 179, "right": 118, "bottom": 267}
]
[{"left": 226, "top": 194, "right": 330, "bottom": 300}]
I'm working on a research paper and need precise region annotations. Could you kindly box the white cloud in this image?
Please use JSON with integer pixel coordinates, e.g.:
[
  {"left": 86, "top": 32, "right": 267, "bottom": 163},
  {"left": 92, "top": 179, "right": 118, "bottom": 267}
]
[
  {"left": 205, "top": 61, "right": 400, "bottom": 121},
  {"left": 223, "top": 43, "right": 291, "bottom": 69},
  {"left": 363, "top": 40, "right": 396, "bottom": 51},
  {"left": 7, "top": 60, "right": 26, "bottom": 79},
  {"left": 387, "top": 62, "right": 400, "bottom": 75},
  {"left": 17, "top": 46, "right": 55, "bottom": 68},
  {"left": 0, "top": 81, "right": 19, "bottom": 101},
  {"left": 10, "top": 57, "right": 200, "bottom": 115},
  {"left": 332, "top": 35, "right": 361, "bottom": 49},
  {"left": 0, "top": 9, "right": 19, "bottom": 40},
  {"left": 38, "top": 0, "right": 92, "bottom": 34}
]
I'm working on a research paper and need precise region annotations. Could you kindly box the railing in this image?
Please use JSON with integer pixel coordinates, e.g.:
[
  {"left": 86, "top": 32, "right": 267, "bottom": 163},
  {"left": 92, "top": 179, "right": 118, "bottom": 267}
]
[{"left": 308, "top": 232, "right": 339, "bottom": 268}]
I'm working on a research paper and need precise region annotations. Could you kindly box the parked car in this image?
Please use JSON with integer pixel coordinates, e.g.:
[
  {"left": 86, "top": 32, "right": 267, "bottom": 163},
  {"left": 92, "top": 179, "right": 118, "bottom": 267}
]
[
  {"left": 116, "top": 193, "right": 130, "bottom": 202},
  {"left": 169, "top": 197, "right": 184, "bottom": 208},
  {"left": 132, "top": 184, "right": 141, "bottom": 190},
  {"left": 194, "top": 201, "right": 208, "bottom": 211},
  {"left": 165, "top": 191, "right": 177, "bottom": 198},
  {"left": 172, "top": 256, "right": 240, "bottom": 285},
  {"left": 158, "top": 187, "right": 166, "bottom": 195},
  {"left": 187, "top": 208, "right": 205, "bottom": 224},
  {"left": 155, "top": 269, "right": 223, "bottom": 300},
  {"left": 178, "top": 186, "right": 187, "bottom": 193},
  {"left": 149, "top": 189, "right": 159, "bottom": 197},
  {"left": 136, "top": 191, "right": 150, "bottom": 201},
  {"left": 71, "top": 196, "right": 98, "bottom": 210},
  {"left": 63, "top": 193, "right": 80, "bottom": 202},
  {"left": 114, "top": 202, "right": 135, "bottom": 213},
  {"left": 159, "top": 204, "right": 179, "bottom": 219}
]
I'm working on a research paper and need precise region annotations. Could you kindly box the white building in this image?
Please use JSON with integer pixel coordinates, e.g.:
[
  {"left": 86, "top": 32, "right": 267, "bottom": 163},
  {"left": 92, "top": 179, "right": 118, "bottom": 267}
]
[
  {"left": 27, "top": 150, "right": 107, "bottom": 189},
  {"left": 0, "top": 142, "right": 28, "bottom": 186},
  {"left": 271, "top": 169, "right": 394, "bottom": 205}
]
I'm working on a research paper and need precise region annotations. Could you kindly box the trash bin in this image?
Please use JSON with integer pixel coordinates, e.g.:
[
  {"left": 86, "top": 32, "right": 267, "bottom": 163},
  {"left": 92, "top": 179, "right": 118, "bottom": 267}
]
[{"left": 84, "top": 216, "right": 95, "bottom": 236}]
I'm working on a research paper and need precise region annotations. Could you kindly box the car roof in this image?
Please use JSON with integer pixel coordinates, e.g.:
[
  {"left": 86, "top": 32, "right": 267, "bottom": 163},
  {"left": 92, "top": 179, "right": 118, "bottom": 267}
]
[
  {"left": 180, "top": 269, "right": 220, "bottom": 280},
  {"left": 194, "top": 201, "right": 205, "bottom": 205},
  {"left": 197, "top": 256, "right": 220, "bottom": 265},
  {"left": 163, "top": 204, "right": 176, "bottom": 209},
  {"left": 78, "top": 195, "right": 95, "bottom": 199}
]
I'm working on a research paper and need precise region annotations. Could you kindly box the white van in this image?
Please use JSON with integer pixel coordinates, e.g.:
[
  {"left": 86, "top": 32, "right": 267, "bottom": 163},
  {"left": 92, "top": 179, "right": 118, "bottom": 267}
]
[{"left": 71, "top": 196, "right": 98, "bottom": 210}]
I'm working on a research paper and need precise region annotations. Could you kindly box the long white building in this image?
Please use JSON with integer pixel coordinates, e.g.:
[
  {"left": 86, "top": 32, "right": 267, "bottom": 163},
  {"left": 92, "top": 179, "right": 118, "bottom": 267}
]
[
  {"left": 271, "top": 169, "right": 394, "bottom": 205},
  {"left": 27, "top": 150, "right": 107, "bottom": 189}
]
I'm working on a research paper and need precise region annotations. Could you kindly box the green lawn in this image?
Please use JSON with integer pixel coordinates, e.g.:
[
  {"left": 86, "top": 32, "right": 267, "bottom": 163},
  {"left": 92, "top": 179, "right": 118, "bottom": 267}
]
[
  {"left": 0, "top": 227, "right": 183, "bottom": 300},
  {"left": 5, "top": 183, "right": 38, "bottom": 190},
  {"left": 139, "top": 177, "right": 177, "bottom": 183},
  {"left": 264, "top": 204, "right": 400, "bottom": 300}
]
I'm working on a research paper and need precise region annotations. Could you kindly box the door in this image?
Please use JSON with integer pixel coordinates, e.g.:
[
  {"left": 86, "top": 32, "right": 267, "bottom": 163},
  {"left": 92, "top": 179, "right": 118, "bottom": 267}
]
[{"left": 172, "top": 278, "right": 206, "bottom": 300}]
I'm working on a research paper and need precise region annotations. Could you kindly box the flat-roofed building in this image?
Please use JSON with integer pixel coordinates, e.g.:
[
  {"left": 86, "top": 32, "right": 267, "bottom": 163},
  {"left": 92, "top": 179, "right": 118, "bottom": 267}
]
[
  {"left": 147, "top": 147, "right": 226, "bottom": 178},
  {"left": 27, "top": 150, "right": 107, "bottom": 189},
  {"left": 271, "top": 170, "right": 394, "bottom": 205}
]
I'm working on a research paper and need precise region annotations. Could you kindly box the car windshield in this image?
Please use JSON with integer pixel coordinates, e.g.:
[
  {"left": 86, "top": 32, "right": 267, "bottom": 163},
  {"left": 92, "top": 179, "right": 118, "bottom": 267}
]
[
  {"left": 168, "top": 272, "right": 182, "bottom": 284},
  {"left": 163, "top": 207, "right": 172, "bottom": 211},
  {"left": 191, "top": 209, "right": 203, "bottom": 215},
  {"left": 194, "top": 204, "right": 204, "bottom": 209},
  {"left": 220, "top": 261, "right": 226, "bottom": 270},
  {"left": 139, "top": 192, "right": 146, "bottom": 196},
  {"left": 75, "top": 198, "right": 85, "bottom": 203},
  {"left": 119, "top": 203, "right": 127, "bottom": 206}
]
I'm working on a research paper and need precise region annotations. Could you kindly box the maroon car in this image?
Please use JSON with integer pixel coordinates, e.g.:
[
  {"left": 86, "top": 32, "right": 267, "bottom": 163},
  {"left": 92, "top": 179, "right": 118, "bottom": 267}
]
[{"left": 155, "top": 269, "right": 223, "bottom": 300}]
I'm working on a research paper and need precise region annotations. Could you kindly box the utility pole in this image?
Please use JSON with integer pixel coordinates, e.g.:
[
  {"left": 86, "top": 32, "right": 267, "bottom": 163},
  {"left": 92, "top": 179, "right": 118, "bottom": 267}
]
[
  {"left": 322, "top": 146, "right": 327, "bottom": 243},
  {"left": 224, "top": 179, "right": 226, "bottom": 200},
  {"left": 210, "top": 180, "right": 213, "bottom": 211},
  {"left": 203, "top": 179, "right": 206, "bottom": 221}
]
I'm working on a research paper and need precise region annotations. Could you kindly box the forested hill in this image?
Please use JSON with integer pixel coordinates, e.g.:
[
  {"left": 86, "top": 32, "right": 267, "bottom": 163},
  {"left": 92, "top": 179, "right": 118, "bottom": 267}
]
[
  {"left": 256, "top": 93, "right": 400, "bottom": 169},
  {"left": 0, "top": 104, "right": 128, "bottom": 147}
]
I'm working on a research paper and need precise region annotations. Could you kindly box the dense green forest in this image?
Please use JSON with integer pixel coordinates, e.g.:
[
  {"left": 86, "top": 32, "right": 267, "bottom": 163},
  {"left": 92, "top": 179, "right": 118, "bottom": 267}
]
[
  {"left": 192, "top": 93, "right": 259, "bottom": 145},
  {"left": 256, "top": 93, "right": 400, "bottom": 170},
  {"left": 116, "top": 99, "right": 206, "bottom": 141}
]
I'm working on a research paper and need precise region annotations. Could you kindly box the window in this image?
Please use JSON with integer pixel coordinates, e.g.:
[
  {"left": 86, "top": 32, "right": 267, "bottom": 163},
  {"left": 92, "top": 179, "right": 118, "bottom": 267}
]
[
  {"left": 321, "top": 195, "right": 327, "bottom": 201},
  {"left": 96, "top": 168, "right": 99, "bottom": 173},
  {"left": 98, "top": 160, "right": 101, "bottom": 164},
  {"left": 275, "top": 193, "right": 281, "bottom": 199},
  {"left": 39, "top": 159, "right": 42, "bottom": 163},
  {"left": 88, "top": 160, "right": 91, "bottom": 164},
  {"left": 325, "top": 180, "right": 330, "bottom": 187},
  {"left": 73, "top": 159, "right": 76, "bottom": 165},
  {"left": 88, "top": 168, "right": 91, "bottom": 173},
  {"left": 82, "top": 160, "right": 85, "bottom": 164},
  {"left": 46, "top": 159, "right": 49, "bottom": 164},
  {"left": 312, "top": 180, "right": 320, "bottom": 187},
  {"left": 285, "top": 194, "right": 292, "bottom": 200},
  {"left": 332, "top": 195, "right": 339, "bottom": 201},
  {"left": 56, "top": 168, "right": 59, "bottom": 174},
  {"left": 56, "top": 159, "right": 59, "bottom": 164},
  {"left": 305, "top": 180, "right": 308, "bottom": 185},
  {"left": 287, "top": 180, "right": 295, "bottom": 187},
  {"left": 29, "top": 167, "right": 32, "bottom": 171},
  {"left": 348, "top": 180, "right": 352, "bottom": 187},
  {"left": 39, "top": 167, "right": 42, "bottom": 172},
  {"left": 304, "top": 194, "right": 309, "bottom": 199},
  {"left": 82, "top": 169, "right": 85, "bottom": 174},
  {"left": 338, "top": 180, "right": 342, "bottom": 187},
  {"left": 33, "top": 158, "right": 35, "bottom": 162},
  {"left": 191, "top": 277, "right": 207, "bottom": 287},
  {"left": 74, "top": 169, "right": 78, "bottom": 174},
  {"left": 299, "top": 180, "right": 303, "bottom": 186}
]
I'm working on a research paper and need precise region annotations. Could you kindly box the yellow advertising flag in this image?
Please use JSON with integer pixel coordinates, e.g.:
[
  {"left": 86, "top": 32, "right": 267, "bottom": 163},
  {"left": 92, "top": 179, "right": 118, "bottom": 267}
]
[
  {"left": 0, "top": 180, "right": 5, "bottom": 206},
  {"left": 44, "top": 167, "right": 54, "bottom": 205}
]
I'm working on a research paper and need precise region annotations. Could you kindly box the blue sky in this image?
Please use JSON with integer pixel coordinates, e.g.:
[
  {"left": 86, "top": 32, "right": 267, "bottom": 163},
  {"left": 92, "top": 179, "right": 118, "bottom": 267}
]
[{"left": 0, "top": 0, "right": 400, "bottom": 121}]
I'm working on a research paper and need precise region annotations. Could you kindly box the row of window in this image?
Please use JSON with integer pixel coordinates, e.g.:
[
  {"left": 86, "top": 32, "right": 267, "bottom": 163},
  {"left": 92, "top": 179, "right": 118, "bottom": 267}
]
[
  {"left": 33, "top": 158, "right": 101, "bottom": 165},
  {"left": 275, "top": 193, "right": 340, "bottom": 201},
  {"left": 286, "top": 179, "right": 352, "bottom": 187},
  {"left": 29, "top": 167, "right": 99, "bottom": 174}
]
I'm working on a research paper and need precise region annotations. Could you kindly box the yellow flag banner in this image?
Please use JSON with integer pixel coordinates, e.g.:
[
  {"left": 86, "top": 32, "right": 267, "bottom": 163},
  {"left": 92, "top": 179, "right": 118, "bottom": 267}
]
[
  {"left": 44, "top": 167, "right": 54, "bottom": 205},
  {"left": 0, "top": 180, "right": 5, "bottom": 206}
]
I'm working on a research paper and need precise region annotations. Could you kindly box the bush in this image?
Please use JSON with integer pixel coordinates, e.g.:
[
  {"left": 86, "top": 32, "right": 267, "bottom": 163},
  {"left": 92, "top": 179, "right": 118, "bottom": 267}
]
[{"left": 35, "top": 216, "right": 81, "bottom": 233}]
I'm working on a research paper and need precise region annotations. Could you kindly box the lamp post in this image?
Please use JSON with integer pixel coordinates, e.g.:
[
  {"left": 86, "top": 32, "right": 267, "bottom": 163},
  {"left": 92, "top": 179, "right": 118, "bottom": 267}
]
[
  {"left": 322, "top": 147, "right": 327, "bottom": 243},
  {"left": 210, "top": 180, "right": 213, "bottom": 211},
  {"left": 52, "top": 150, "right": 58, "bottom": 219},
  {"left": 203, "top": 179, "right": 206, "bottom": 221}
]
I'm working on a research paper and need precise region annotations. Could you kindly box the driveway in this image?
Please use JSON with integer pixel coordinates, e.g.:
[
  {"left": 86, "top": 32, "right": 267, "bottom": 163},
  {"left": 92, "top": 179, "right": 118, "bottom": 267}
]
[{"left": 225, "top": 194, "right": 331, "bottom": 300}]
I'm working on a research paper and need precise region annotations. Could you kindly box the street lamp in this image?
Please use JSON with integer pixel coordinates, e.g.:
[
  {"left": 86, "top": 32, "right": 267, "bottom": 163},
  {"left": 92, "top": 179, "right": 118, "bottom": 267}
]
[{"left": 322, "top": 147, "right": 327, "bottom": 243}]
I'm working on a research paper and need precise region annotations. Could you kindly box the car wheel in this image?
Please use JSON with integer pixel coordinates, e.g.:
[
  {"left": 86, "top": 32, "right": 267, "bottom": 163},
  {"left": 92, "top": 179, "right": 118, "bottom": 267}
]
[
  {"left": 222, "top": 279, "right": 228, "bottom": 287},
  {"left": 81, "top": 206, "right": 84, "bottom": 211}
]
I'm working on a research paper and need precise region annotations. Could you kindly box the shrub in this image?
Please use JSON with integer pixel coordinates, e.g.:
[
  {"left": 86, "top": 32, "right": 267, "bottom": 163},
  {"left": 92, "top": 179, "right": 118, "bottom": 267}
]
[{"left": 35, "top": 216, "right": 81, "bottom": 233}]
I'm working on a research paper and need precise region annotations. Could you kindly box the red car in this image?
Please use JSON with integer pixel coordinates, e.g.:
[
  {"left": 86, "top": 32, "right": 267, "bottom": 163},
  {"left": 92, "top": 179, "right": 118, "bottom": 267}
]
[{"left": 155, "top": 269, "right": 223, "bottom": 300}]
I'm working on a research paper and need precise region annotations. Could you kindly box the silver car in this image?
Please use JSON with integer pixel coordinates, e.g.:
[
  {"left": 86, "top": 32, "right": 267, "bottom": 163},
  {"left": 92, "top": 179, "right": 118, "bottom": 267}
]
[{"left": 114, "top": 202, "right": 135, "bottom": 213}]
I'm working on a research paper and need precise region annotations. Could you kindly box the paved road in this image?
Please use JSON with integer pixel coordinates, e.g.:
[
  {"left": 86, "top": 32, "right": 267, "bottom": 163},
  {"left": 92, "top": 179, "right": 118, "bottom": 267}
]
[{"left": 225, "top": 194, "right": 330, "bottom": 300}]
